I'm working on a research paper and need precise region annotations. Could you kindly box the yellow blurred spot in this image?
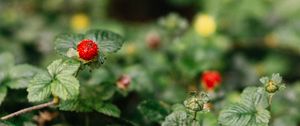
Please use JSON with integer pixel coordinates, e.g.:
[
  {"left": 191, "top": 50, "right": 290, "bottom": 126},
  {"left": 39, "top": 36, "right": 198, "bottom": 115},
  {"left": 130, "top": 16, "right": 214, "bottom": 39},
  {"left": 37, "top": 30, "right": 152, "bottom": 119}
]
[
  {"left": 264, "top": 33, "right": 278, "bottom": 48},
  {"left": 125, "top": 43, "right": 136, "bottom": 55},
  {"left": 194, "top": 14, "right": 216, "bottom": 37},
  {"left": 71, "top": 13, "right": 90, "bottom": 32}
]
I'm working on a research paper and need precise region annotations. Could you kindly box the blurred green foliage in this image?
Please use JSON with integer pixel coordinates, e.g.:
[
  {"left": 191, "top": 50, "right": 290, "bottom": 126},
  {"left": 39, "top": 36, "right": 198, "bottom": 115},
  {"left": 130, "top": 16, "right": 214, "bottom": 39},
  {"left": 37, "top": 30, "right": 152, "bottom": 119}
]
[{"left": 0, "top": 0, "right": 300, "bottom": 125}]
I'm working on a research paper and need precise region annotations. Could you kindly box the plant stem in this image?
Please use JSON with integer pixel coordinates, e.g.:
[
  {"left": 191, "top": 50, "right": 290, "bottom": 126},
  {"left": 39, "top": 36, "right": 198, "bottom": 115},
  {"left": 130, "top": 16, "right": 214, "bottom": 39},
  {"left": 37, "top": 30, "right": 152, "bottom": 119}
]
[
  {"left": 193, "top": 111, "right": 197, "bottom": 120},
  {"left": 75, "top": 66, "right": 81, "bottom": 77},
  {"left": 268, "top": 94, "right": 274, "bottom": 105},
  {"left": 267, "top": 93, "right": 275, "bottom": 125},
  {"left": 1, "top": 97, "right": 59, "bottom": 120},
  {"left": 267, "top": 93, "right": 274, "bottom": 111}
]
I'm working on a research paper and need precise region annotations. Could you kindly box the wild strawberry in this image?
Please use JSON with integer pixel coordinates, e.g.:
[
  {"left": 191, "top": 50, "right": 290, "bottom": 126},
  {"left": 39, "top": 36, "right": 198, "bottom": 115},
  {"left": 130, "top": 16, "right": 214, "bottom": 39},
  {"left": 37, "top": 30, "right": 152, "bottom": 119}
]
[
  {"left": 77, "top": 39, "right": 99, "bottom": 61},
  {"left": 117, "top": 75, "right": 131, "bottom": 90},
  {"left": 201, "top": 71, "right": 222, "bottom": 91}
]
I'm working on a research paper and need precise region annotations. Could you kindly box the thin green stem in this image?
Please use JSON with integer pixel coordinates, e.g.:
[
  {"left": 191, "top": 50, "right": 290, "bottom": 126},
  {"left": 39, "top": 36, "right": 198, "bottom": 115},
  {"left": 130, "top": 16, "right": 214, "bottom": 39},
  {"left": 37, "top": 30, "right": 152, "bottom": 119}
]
[
  {"left": 75, "top": 64, "right": 82, "bottom": 77},
  {"left": 267, "top": 93, "right": 274, "bottom": 111},
  {"left": 267, "top": 93, "right": 275, "bottom": 125},
  {"left": 193, "top": 111, "right": 197, "bottom": 120},
  {"left": 268, "top": 94, "right": 274, "bottom": 105}
]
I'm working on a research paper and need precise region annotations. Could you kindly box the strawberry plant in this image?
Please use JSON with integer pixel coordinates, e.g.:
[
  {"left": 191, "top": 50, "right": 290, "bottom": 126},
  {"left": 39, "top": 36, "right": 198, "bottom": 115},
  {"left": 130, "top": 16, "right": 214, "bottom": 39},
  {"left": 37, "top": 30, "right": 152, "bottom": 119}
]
[
  {"left": 0, "top": 0, "right": 300, "bottom": 125},
  {"left": 219, "top": 73, "right": 285, "bottom": 126},
  {"left": 0, "top": 29, "right": 124, "bottom": 122}
]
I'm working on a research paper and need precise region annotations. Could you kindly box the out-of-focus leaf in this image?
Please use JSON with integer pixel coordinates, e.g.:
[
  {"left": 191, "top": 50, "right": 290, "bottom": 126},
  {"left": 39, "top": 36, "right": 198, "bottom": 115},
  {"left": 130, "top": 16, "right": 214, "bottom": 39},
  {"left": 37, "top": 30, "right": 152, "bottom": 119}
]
[
  {"left": 81, "top": 82, "right": 115, "bottom": 100},
  {"left": 7, "top": 64, "right": 40, "bottom": 89},
  {"left": 0, "top": 72, "right": 6, "bottom": 84},
  {"left": 94, "top": 102, "right": 121, "bottom": 118},
  {"left": 197, "top": 112, "right": 218, "bottom": 126},
  {"left": 59, "top": 99, "right": 93, "bottom": 112},
  {"left": 0, "top": 52, "right": 14, "bottom": 70},
  {"left": 125, "top": 65, "right": 153, "bottom": 94},
  {"left": 0, "top": 85, "right": 7, "bottom": 105},
  {"left": 88, "top": 69, "right": 110, "bottom": 85},
  {"left": 138, "top": 100, "right": 168, "bottom": 122}
]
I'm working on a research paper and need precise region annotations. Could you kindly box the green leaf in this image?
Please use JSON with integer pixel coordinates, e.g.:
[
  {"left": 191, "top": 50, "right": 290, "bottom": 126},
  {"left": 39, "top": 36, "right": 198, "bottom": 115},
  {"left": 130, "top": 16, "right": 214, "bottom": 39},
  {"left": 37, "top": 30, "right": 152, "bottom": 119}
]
[
  {"left": 138, "top": 100, "right": 168, "bottom": 122},
  {"left": 59, "top": 99, "right": 93, "bottom": 112},
  {"left": 47, "top": 59, "right": 80, "bottom": 77},
  {"left": 27, "top": 71, "right": 52, "bottom": 102},
  {"left": 0, "top": 72, "right": 7, "bottom": 85},
  {"left": 171, "top": 104, "right": 186, "bottom": 112},
  {"left": 271, "top": 73, "right": 282, "bottom": 84},
  {"left": 85, "top": 53, "right": 106, "bottom": 69},
  {"left": 7, "top": 64, "right": 40, "bottom": 89},
  {"left": 54, "top": 33, "right": 84, "bottom": 57},
  {"left": 9, "top": 64, "right": 39, "bottom": 78},
  {"left": 51, "top": 74, "right": 79, "bottom": 100},
  {"left": 218, "top": 103, "right": 270, "bottom": 126},
  {"left": 94, "top": 102, "right": 121, "bottom": 118},
  {"left": 197, "top": 112, "right": 218, "bottom": 126},
  {"left": 47, "top": 59, "right": 63, "bottom": 77},
  {"left": 0, "top": 85, "right": 7, "bottom": 105},
  {"left": 85, "top": 29, "right": 124, "bottom": 53},
  {"left": 80, "top": 83, "right": 116, "bottom": 100},
  {"left": 161, "top": 110, "right": 192, "bottom": 126},
  {"left": 6, "top": 79, "right": 30, "bottom": 89},
  {"left": 259, "top": 77, "right": 269, "bottom": 84},
  {"left": 59, "top": 59, "right": 81, "bottom": 75},
  {"left": 219, "top": 87, "right": 271, "bottom": 126},
  {"left": 88, "top": 69, "right": 110, "bottom": 85},
  {"left": 0, "top": 52, "right": 14, "bottom": 70},
  {"left": 240, "top": 87, "right": 269, "bottom": 108}
]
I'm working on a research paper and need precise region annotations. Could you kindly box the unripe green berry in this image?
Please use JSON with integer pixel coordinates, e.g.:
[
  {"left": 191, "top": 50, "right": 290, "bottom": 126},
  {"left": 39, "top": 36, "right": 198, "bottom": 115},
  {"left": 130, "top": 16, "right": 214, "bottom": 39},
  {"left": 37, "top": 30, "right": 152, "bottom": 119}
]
[
  {"left": 265, "top": 81, "right": 279, "bottom": 93},
  {"left": 184, "top": 97, "right": 203, "bottom": 112}
]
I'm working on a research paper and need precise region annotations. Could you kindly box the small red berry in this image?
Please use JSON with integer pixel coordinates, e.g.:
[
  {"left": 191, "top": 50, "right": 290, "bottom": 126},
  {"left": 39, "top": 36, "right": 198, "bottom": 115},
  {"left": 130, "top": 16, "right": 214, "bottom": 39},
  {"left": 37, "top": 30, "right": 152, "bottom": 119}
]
[
  {"left": 146, "top": 32, "right": 160, "bottom": 49},
  {"left": 201, "top": 71, "right": 222, "bottom": 91},
  {"left": 77, "top": 39, "right": 99, "bottom": 61},
  {"left": 117, "top": 75, "right": 131, "bottom": 90}
]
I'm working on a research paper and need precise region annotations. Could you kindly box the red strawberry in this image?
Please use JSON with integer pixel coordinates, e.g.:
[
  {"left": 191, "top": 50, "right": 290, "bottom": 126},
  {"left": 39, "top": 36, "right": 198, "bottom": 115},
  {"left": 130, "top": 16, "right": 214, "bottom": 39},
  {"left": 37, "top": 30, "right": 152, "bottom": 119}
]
[
  {"left": 117, "top": 75, "right": 131, "bottom": 90},
  {"left": 77, "top": 39, "right": 99, "bottom": 61},
  {"left": 201, "top": 71, "right": 222, "bottom": 91}
]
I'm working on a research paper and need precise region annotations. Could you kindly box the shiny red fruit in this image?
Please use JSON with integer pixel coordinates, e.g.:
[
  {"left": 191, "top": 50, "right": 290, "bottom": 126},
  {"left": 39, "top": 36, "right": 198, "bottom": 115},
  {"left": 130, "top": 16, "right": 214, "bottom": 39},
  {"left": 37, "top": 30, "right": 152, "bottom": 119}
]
[
  {"left": 77, "top": 39, "right": 99, "bottom": 61},
  {"left": 201, "top": 71, "right": 222, "bottom": 91}
]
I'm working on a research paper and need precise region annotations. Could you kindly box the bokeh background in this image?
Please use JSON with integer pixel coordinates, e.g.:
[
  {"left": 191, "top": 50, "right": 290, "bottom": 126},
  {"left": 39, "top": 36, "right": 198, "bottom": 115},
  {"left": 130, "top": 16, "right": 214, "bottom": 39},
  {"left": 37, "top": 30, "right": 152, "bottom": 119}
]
[{"left": 0, "top": 0, "right": 300, "bottom": 125}]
